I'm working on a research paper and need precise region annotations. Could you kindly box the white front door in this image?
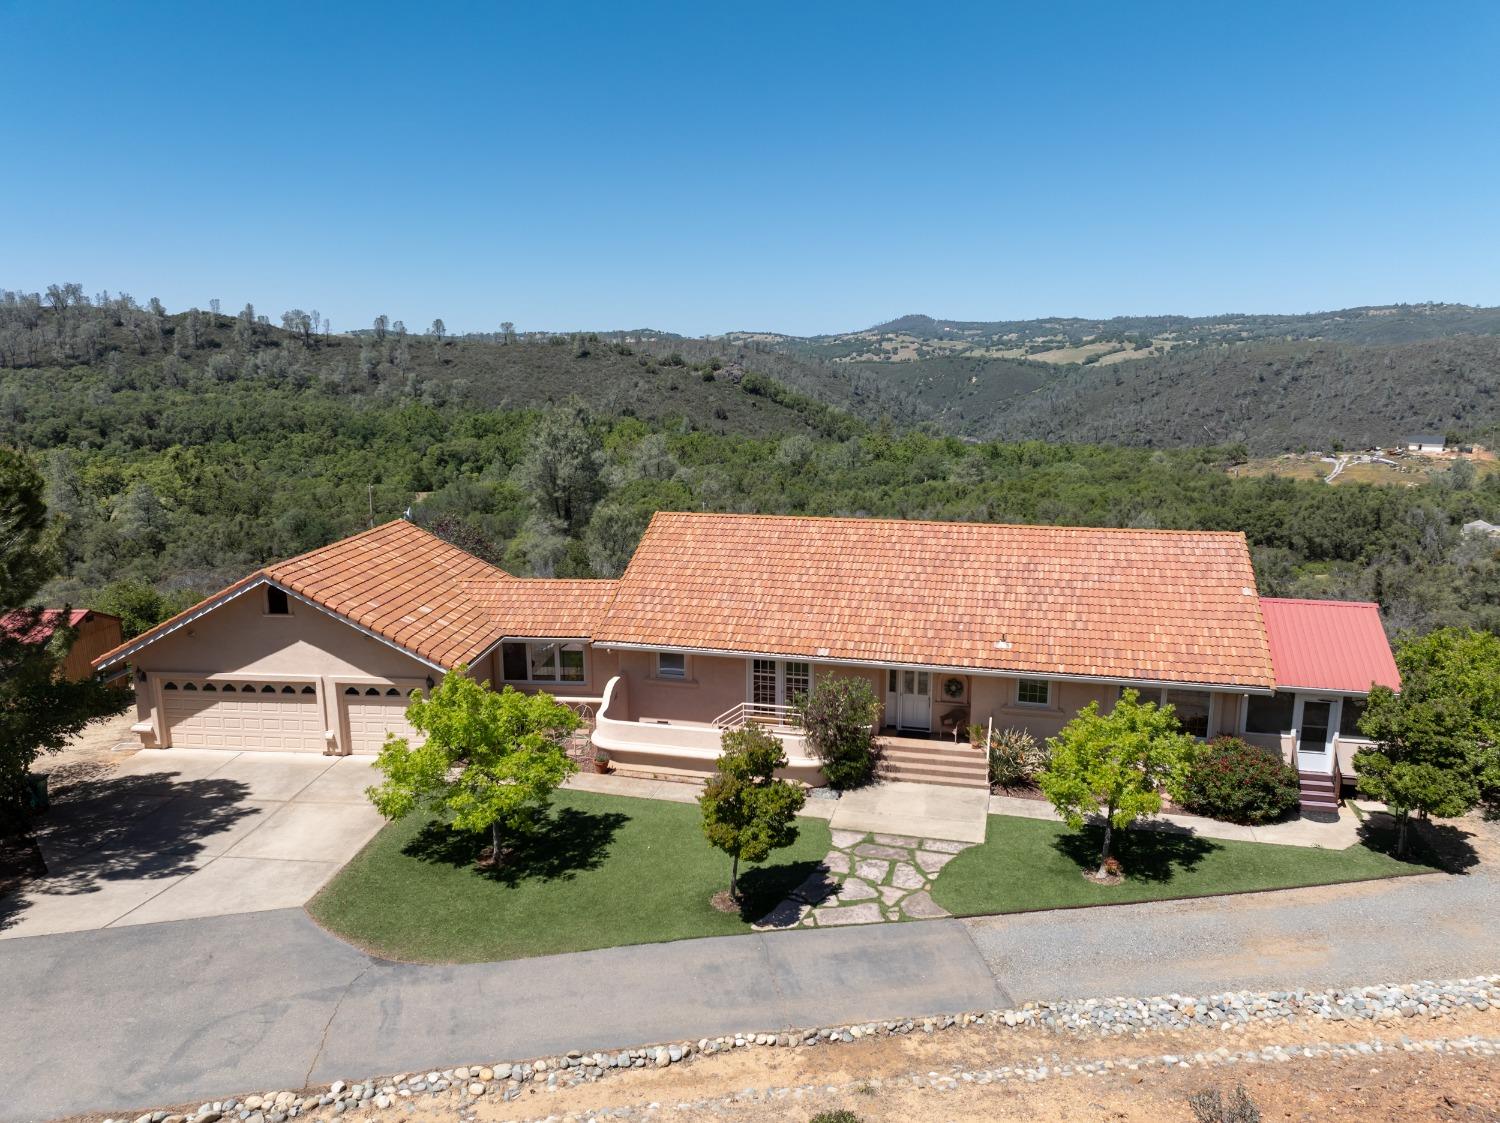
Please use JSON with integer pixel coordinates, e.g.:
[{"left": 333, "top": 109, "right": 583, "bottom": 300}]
[
  {"left": 1293, "top": 696, "right": 1339, "bottom": 772},
  {"left": 896, "top": 669, "right": 932, "bottom": 731}
]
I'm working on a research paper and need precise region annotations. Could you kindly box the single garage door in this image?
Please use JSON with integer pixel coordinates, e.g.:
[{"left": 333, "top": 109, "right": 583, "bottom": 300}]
[
  {"left": 160, "top": 679, "right": 325, "bottom": 752},
  {"left": 342, "top": 685, "right": 423, "bottom": 754}
]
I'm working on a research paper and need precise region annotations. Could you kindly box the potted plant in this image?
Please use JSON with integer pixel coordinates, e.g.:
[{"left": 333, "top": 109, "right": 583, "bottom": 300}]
[{"left": 592, "top": 746, "right": 611, "bottom": 774}]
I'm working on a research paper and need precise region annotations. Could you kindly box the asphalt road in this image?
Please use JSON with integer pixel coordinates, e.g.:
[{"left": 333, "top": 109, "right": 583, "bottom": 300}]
[
  {"left": 5, "top": 825, "right": 1497, "bottom": 1123},
  {"left": 0, "top": 913, "right": 1005, "bottom": 1123}
]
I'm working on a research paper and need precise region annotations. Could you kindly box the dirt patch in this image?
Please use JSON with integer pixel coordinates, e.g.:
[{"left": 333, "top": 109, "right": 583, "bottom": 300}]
[{"left": 430, "top": 1012, "right": 1500, "bottom": 1123}]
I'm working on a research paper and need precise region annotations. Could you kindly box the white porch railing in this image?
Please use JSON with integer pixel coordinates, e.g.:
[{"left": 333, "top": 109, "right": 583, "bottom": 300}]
[{"left": 711, "top": 701, "right": 800, "bottom": 731}]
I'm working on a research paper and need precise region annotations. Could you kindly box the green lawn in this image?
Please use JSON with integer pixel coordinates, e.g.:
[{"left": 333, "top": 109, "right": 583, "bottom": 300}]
[
  {"left": 930, "top": 813, "right": 1439, "bottom": 917},
  {"left": 307, "top": 790, "right": 831, "bottom": 963}
]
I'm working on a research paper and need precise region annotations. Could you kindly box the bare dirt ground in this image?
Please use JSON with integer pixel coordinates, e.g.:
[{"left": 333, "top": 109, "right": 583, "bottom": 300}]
[
  {"left": 396, "top": 1011, "right": 1500, "bottom": 1122},
  {"left": 32, "top": 710, "right": 138, "bottom": 796}
]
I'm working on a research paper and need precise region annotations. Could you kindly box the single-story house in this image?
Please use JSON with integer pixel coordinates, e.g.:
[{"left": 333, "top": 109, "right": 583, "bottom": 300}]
[
  {"left": 3, "top": 608, "right": 124, "bottom": 681},
  {"left": 94, "top": 513, "right": 1399, "bottom": 809},
  {"left": 1405, "top": 434, "right": 1447, "bottom": 453}
]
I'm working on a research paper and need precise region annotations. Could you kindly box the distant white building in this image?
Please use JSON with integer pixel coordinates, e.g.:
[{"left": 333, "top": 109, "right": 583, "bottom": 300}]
[
  {"left": 1405, "top": 434, "right": 1446, "bottom": 453},
  {"left": 1462, "top": 519, "right": 1500, "bottom": 538}
]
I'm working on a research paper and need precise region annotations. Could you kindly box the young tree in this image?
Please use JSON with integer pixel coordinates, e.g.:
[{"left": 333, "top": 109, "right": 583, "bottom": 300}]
[
  {"left": 1355, "top": 627, "right": 1500, "bottom": 855},
  {"left": 430, "top": 318, "right": 446, "bottom": 342},
  {"left": 793, "top": 675, "right": 881, "bottom": 790},
  {"left": 0, "top": 449, "right": 127, "bottom": 827},
  {"left": 366, "top": 670, "right": 580, "bottom": 861},
  {"left": 699, "top": 724, "right": 806, "bottom": 902},
  {"left": 373, "top": 314, "right": 388, "bottom": 342},
  {"left": 1038, "top": 689, "right": 1198, "bottom": 877}
]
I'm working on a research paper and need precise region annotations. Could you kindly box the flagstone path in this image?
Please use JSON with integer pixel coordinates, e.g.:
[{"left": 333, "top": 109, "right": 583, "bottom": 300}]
[{"left": 753, "top": 829, "right": 976, "bottom": 930}]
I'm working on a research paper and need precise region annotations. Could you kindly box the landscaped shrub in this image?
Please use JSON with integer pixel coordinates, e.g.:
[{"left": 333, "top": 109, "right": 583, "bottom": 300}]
[
  {"left": 794, "top": 676, "right": 881, "bottom": 790},
  {"left": 971, "top": 724, "right": 1048, "bottom": 788},
  {"left": 1178, "top": 737, "right": 1300, "bottom": 825}
]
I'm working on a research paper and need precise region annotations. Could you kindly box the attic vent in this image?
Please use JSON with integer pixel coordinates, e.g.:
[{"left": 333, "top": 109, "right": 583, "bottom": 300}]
[
  {"left": 1242, "top": 587, "right": 1254, "bottom": 596},
  {"left": 994, "top": 637, "right": 1013, "bottom": 650},
  {"left": 815, "top": 647, "right": 830, "bottom": 658}
]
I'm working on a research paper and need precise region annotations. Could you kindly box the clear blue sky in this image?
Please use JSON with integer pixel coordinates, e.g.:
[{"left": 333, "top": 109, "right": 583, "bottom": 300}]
[{"left": 3, "top": 1, "right": 1497, "bottom": 336}]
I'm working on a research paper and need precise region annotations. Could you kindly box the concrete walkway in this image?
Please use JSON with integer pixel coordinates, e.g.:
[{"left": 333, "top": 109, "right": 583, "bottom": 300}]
[
  {"left": 2, "top": 750, "right": 384, "bottom": 938},
  {"left": 988, "top": 793, "right": 1365, "bottom": 849}
]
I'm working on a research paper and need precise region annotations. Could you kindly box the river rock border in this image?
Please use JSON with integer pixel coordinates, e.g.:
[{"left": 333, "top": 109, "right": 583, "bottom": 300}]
[{"left": 102, "top": 976, "right": 1500, "bottom": 1123}]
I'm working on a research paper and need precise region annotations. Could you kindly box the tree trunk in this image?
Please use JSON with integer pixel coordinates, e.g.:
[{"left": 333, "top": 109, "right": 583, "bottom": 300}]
[
  {"left": 491, "top": 819, "right": 501, "bottom": 860},
  {"left": 1395, "top": 812, "right": 1409, "bottom": 858},
  {"left": 1097, "top": 801, "right": 1115, "bottom": 877},
  {"left": 730, "top": 852, "right": 740, "bottom": 901}
]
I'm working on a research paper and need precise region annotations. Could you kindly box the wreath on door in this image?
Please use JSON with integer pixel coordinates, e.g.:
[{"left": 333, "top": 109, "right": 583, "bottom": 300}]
[{"left": 943, "top": 676, "right": 965, "bottom": 699}]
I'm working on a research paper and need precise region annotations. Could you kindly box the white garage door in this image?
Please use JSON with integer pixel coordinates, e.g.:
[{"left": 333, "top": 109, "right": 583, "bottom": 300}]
[
  {"left": 342, "top": 685, "right": 423, "bottom": 754},
  {"left": 160, "top": 679, "right": 324, "bottom": 752}
]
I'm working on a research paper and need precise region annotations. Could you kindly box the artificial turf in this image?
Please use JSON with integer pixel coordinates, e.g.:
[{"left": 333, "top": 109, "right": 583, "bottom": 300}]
[
  {"left": 306, "top": 788, "right": 831, "bottom": 963},
  {"left": 929, "top": 812, "right": 1437, "bottom": 918}
]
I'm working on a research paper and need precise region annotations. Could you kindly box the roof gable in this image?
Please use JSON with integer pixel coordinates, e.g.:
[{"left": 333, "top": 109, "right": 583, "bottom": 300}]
[
  {"left": 595, "top": 512, "right": 1276, "bottom": 689},
  {"left": 1259, "top": 597, "right": 1400, "bottom": 694},
  {"left": 94, "top": 521, "right": 514, "bottom": 671}
]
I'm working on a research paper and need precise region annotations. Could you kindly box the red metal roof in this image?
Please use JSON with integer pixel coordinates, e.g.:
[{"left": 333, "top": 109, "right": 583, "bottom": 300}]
[
  {"left": 0, "top": 608, "right": 103, "bottom": 645},
  {"left": 1259, "top": 598, "right": 1400, "bottom": 694}
]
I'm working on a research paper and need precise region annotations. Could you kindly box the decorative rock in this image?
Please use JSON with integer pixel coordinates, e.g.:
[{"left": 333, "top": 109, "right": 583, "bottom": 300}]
[
  {"left": 467, "top": 1083, "right": 485, "bottom": 1096},
  {"left": 822, "top": 850, "right": 851, "bottom": 874},
  {"left": 873, "top": 833, "right": 920, "bottom": 847},
  {"left": 878, "top": 885, "right": 906, "bottom": 905},
  {"left": 829, "top": 830, "right": 865, "bottom": 848}
]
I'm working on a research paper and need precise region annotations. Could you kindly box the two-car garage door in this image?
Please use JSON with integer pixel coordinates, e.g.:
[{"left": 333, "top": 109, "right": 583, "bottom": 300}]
[
  {"left": 160, "top": 680, "right": 324, "bottom": 752},
  {"left": 160, "top": 679, "right": 423, "bottom": 753}
]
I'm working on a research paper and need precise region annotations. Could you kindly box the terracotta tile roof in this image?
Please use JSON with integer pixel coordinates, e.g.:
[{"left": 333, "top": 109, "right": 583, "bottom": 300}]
[
  {"left": 1260, "top": 597, "right": 1400, "bottom": 694},
  {"left": 468, "top": 578, "right": 618, "bottom": 639},
  {"left": 95, "top": 521, "right": 514, "bottom": 670},
  {"left": 265, "top": 520, "right": 514, "bottom": 667},
  {"left": 594, "top": 512, "right": 1277, "bottom": 689}
]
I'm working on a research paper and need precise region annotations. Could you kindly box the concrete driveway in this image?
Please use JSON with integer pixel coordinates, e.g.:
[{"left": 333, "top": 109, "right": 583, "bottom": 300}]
[{"left": 0, "top": 750, "right": 384, "bottom": 938}]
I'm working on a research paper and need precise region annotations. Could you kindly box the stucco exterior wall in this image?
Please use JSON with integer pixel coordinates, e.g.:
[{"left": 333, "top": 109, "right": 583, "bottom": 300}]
[
  {"left": 128, "top": 586, "right": 434, "bottom": 749},
  {"left": 969, "top": 676, "right": 1118, "bottom": 740},
  {"left": 486, "top": 644, "right": 619, "bottom": 698}
]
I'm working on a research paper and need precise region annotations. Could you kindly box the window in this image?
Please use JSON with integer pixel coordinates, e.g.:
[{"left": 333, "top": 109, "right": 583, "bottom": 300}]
[
  {"left": 656, "top": 651, "right": 687, "bottom": 680},
  {"left": 1016, "top": 678, "right": 1051, "bottom": 707},
  {"left": 1339, "top": 697, "right": 1367, "bottom": 737},
  {"left": 750, "top": 659, "right": 811, "bottom": 707},
  {"left": 266, "top": 586, "right": 290, "bottom": 615},
  {"left": 500, "top": 640, "right": 588, "bottom": 682},
  {"left": 501, "top": 642, "right": 528, "bottom": 681},
  {"left": 1164, "top": 689, "right": 1212, "bottom": 738},
  {"left": 1246, "top": 692, "right": 1295, "bottom": 735}
]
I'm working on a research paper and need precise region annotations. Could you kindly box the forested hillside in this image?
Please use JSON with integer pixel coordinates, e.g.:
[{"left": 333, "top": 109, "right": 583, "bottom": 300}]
[
  {"left": 852, "top": 336, "right": 1500, "bottom": 452},
  {"left": 1, "top": 285, "right": 1498, "bottom": 645}
]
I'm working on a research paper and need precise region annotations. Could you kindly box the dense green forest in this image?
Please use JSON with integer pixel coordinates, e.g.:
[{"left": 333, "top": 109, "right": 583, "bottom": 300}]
[{"left": 1, "top": 289, "right": 1498, "bottom": 643}]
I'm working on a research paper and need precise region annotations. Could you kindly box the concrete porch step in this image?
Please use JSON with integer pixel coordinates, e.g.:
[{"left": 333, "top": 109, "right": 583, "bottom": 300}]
[
  {"left": 879, "top": 765, "right": 990, "bottom": 790},
  {"left": 881, "top": 744, "right": 988, "bottom": 766},
  {"left": 879, "top": 753, "right": 988, "bottom": 778}
]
